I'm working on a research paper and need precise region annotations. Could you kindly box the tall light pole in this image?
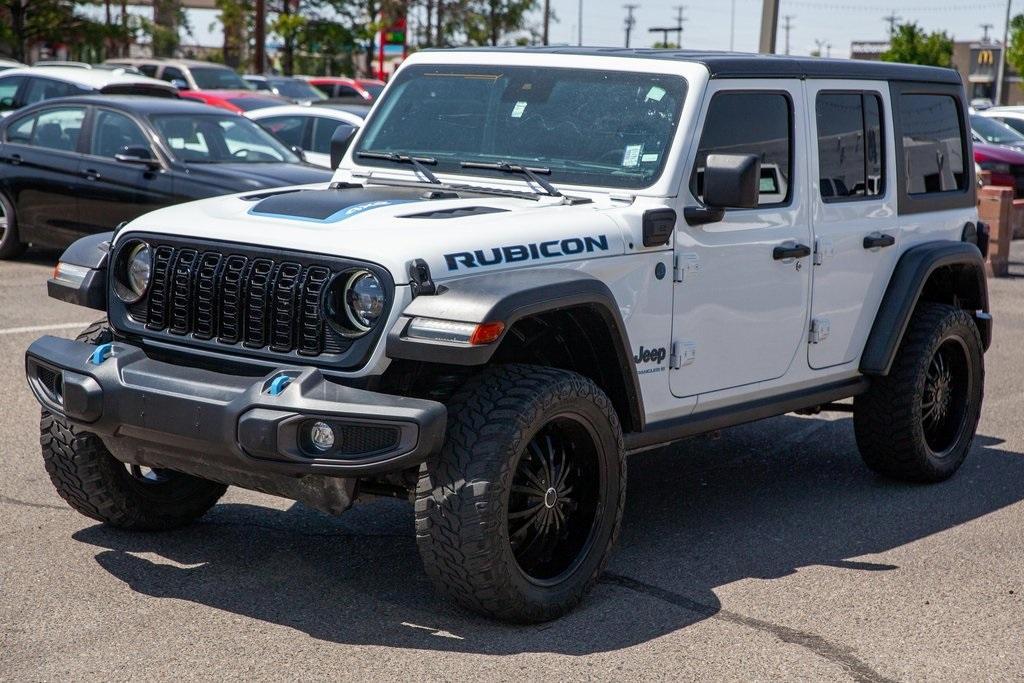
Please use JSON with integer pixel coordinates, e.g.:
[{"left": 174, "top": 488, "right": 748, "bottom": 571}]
[
  {"left": 759, "top": 0, "right": 780, "bottom": 54},
  {"left": 578, "top": 0, "right": 583, "bottom": 46},
  {"left": 542, "top": 0, "right": 551, "bottom": 45},
  {"left": 782, "top": 14, "right": 794, "bottom": 55},
  {"left": 624, "top": 4, "right": 639, "bottom": 48},
  {"left": 995, "top": 0, "right": 1011, "bottom": 105},
  {"left": 730, "top": 0, "right": 736, "bottom": 50}
]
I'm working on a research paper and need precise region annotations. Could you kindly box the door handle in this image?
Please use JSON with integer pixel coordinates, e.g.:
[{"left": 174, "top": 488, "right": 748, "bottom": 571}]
[
  {"left": 3, "top": 153, "right": 21, "bottom": 165},
  {"left": 773, "top": 242, "right": 811, "bottom": 260},
  {"left": 82, "top": 168, "right": 101, "bottom": 181},
  {"left": 863, "top": 232, "right": 895, "bottom": 249}
]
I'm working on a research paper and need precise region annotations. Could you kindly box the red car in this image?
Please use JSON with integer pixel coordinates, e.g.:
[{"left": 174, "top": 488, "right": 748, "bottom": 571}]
[
  {"left": 974, "top": 141, "right": 1024, "bottom": 197},
  {"left": 306, "top": 77, "right": 384, "bottom": 102},
  {"left": 179, "top": 89, "right": 286, "bottom": 113}
]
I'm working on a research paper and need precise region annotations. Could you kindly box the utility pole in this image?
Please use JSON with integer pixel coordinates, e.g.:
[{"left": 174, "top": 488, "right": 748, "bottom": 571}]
[
  {"left": 673, "top": 6, "right": 687, "bottom": 49},
  {"left": 649, "top": 27, "right": 674, "bottom": 48},
  {"left": 578, "top": 0, "right": 584, "bottom": 46},
  {"left": 730, "top": 0, "right": 736, "bottom": 50},
  {"left": 814, "top": 38, "right": 825, "bottom": 57},
  {"left": 980, "top": 22, "right": 994, "bottom": 42},
  {"left": 996, "top": 0, "right": 1012, "bottom": 105},
  {"left": 782, "top": 15, "right": 794, "bottom": 55},
  {"left": 542, "top": 0, "right": 551, "bottom": 45},
  {"left": 759, "top": 0, "right": 780, "bottom": 54},
  {"left": 624, "top": 4, "right": 639, "bottom": 48},
  {"left": 826, "top": 42, "right": 832, "bottom": 58},
  {"left": 883, "top": 11, "right": 902, "bottom": 37}
]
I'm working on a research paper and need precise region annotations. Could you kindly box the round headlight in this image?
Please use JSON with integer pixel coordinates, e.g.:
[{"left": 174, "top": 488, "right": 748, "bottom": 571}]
[
  {"left": 344, "top": 270, "right": 385, "bottom": 332},
  {"left": 114, "top": 241, "right": 152, "bottom": 303}
]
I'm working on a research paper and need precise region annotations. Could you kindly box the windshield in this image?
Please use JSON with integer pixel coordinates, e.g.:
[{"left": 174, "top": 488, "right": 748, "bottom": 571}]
[
  {"left": 151, "top": 114, "right": 300, "bottom": 163},
  {"left": 227, "top": 96, "right": 284, "bottom": 111},
  {"left": 360, "top": 82, "right": 384, "bottom": 98},
  {"left": 191, "top": 66, "right": 250, "bottom": 90},
  {"left": 354, "top": 65, "right": 687, "bottom": 189},
  {"left": 971, "top": 115, "right": 1024, "bottom": 145},
  {"left": 270, "top": 78, "right": 325, "bottom": 100}
]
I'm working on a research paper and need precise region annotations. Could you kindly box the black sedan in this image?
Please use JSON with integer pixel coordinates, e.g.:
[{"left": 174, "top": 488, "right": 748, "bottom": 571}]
[{"left": 0, "top": 96, "right": 333, "bottom": 258}]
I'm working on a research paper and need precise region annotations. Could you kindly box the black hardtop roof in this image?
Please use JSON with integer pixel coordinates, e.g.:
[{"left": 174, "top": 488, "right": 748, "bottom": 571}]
[
  {"left": 12, "top": 94, "right": 232, "bottom": 116},
  {"left": 435, "top": 46, "right": 962, "bottom": 85}
]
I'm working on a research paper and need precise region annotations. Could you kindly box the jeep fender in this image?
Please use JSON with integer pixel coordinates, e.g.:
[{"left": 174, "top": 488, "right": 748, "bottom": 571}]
[
  {"left": 46, "top": 232, "right": 113, "bottom": 311},
  {"left": 860, "top": 241, "right": 990, "bottom": 376},
  {"left": 387, "top": 267, "right": 645, "bottom": 430}
]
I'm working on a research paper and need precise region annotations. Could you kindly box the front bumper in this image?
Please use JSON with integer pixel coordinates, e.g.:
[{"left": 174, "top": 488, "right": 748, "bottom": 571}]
[{"left": 25, "top": 336, "right": 446, "bottom": 480}]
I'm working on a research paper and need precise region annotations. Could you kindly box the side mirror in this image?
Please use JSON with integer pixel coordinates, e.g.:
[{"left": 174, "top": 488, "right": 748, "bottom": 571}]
[
  {"left": 170, "top": 78, "right": 189, "bottom": 90},
  {"left": 329, "top": 125, "right": 357, "bottom": 170},
  {"left": 114, "top": 146, "right": 159, "bottom": 168},
  {"left": 685, "top": 153, "right": 761, "bottom": 226}
]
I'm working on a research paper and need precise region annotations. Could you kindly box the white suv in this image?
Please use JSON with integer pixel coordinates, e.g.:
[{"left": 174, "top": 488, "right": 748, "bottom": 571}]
[{"left": 25, "top": 48, "right": 991, "bottom": 622}]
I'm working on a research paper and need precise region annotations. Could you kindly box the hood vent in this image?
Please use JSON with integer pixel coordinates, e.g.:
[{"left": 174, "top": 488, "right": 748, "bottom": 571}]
[{"left": 401, "top": 206, "right": 508, "bottom": 220}]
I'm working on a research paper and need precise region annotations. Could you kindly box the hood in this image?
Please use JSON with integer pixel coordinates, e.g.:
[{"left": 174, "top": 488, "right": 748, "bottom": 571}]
[
  {"left": 184, "top": 163, "right": 334, "bottom": 191},
  {"left": 121, "top": 184, "right": 630, "bottom": 283},
  {"left": 973, "top": 141, "right": 1024, "bottom": 163}
]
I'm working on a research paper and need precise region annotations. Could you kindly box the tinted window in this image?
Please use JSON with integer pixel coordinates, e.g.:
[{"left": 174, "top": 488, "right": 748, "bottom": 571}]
[
  {"left": 691, "top": 92, "right": 792, "bottom": 206},
  {"left": 258, "top": 115, "right": 306, "bottom": 148},
  {"left": 29, "top": 107, "right": 85, "bottom": 152},
  {"left": 139, "top": 64, "right": 158, "bottom": 77},
  {"left": 249, "top": 80, "right": 271, "bottom": 91},
  {"left": 334, "top": 85, "right": 361, "bottom": 98},
  {"left": 971, "top": 114, "right": 1024, "bottom": 145},
  {"left": 7, "top": 113, "right": 35, "bottom": 143},
  {"left": 900, "top": 94, "right": 966, "bottom": 194},
  {"left": 22, "top": 77, "right": 89, "bottom": 106},
  {"left": 994, "top": 116, "right": 1024, "bottom": 135},
  {"left": 312, "top": 118, "right": 354, "bottom": 154},
  {"left": 190, "top": 66, "right": 249, "bottom": 90},
  {"left": 816, "top": 92, "right": 884, "bottom": 201},
  {"left": 161, "top": 66, "right": 185, "bottom": 84},
  {"left": 360, "top": 83, "right": 384, "bottom": 98},
  {"left": 0, "top": 75, "right": 24, "bottom": 110},
  {"left": 91, "top": 110, "right": 150, "bottom": 158},
  {"left": 268, "top": 78, "right": 324, "bottom": 100},
  {"left": 226, "top": 97, "right": 282, "bottom": 112}
]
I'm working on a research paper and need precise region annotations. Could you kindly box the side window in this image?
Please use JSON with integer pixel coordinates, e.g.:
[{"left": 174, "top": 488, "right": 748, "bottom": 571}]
[
  {"left": 28, "top": 107, "right": 86, "bottom": 152},
  {"left": 312, "top": 118, "right": 354, "bottom": 154},
  {"left": 334, "top": 85, "right": 361, "bottom": 98},
  {"left": 6, "top": 113, "right": 36, "bottom": 144},
  {"left": 250, "top": 80, "right": 271, "bottom": 91},
  {"left": 258, "top": 115, "right": 306, "bottom": 148},
  {"left": 816, "top": 92, "right": 885, "bottom": 201},
  {"left": 991, "top": 115, "right": 1024, "bottom": 136},
  {"left": 161, "top": 66, "right": 185, "bottom": 85},
  {"left": 0, "top": 75, "right": 24, "bottom": 111},
  {"left": 899, "top": 94, "right": 966, "bottom": 194},
  {"left": 91, "top": 110, "right": 150, "bottom": 158},
  {"left": 22, "top": 77, "right": 89, "bottom": 106},
  {"left": 138, "top": 64, "right": 158, "bottom": 77},
  {"left": 690, "top": 91, "right": 792, "bottom": 207}
]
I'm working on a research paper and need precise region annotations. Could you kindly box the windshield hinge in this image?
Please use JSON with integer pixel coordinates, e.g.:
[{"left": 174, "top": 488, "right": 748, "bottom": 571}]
[{"left": 408, "top": 259, "right": 436, "bottom": 297}]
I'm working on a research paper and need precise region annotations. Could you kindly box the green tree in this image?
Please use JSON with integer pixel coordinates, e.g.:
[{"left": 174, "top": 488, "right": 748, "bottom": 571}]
[
  {"left": 463, "top": 0, "right": 538, "bottom": 46},
  {"left": 880, "top": 22, "right": 953, "bottom": 67},
  {"left": 1006, "top": 14, "right": 1024, "bottom": 81},
  {"left": 0, "top": 0, "right": 75, "bottom": 63},
  {"left": 215, "top": 0, "right": 252, "bottom": 69}
]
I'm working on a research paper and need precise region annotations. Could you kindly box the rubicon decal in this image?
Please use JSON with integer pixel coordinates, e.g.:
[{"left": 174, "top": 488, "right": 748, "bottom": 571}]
[{"left": 444, "top": 235, "right": 609, "bottom": 271}]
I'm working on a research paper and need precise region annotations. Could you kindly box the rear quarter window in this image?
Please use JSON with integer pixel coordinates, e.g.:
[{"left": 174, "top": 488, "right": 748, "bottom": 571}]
[{"left": 899, "top": 94, "right": 967, "bottom": 195}]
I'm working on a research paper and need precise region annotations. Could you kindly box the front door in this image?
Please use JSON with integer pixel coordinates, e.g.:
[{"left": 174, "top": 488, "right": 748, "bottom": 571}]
[
  {"left": 77, "top": 107, "right": 177, "bottom": 235},
  {"left": 806, "top": 82, "right": 900, "bottom": 369},
  {"left": 670, "top": 82, "right": 813, "bottom": 398}
]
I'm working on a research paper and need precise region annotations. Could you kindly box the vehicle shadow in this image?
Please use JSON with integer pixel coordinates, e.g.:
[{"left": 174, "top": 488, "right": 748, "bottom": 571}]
[{"left": 73, "top": 414, "right": 1024, "bottom": 655}]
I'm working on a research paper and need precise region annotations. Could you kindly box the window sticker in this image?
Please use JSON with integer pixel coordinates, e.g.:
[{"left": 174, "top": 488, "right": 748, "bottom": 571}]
[
  {"left": 641, "top": 153, "right": 659, "bottom": 163},
  {"left": 511, "top": 101, "right": 528, "bottom": 118},
  {"left": 645, "top": 86, "right": 667, "bottom": 102},
  {"left": 622, "top": 144, "right": 643, "bottom": 167}
]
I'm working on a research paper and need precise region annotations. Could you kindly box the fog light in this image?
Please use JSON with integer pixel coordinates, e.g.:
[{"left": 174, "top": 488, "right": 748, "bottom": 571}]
[{"left": 309, "top": 421, "right": 336, "bottom": 452}]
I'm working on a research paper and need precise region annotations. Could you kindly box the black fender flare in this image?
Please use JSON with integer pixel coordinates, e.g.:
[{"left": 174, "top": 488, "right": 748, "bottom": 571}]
[
  {"left": 46, "top": 231, "right": 113, "bottom": 311},
  {"left": 386, "top": 267, "right": 645, "bottom": 430},
  {"left": 860, "top": 241, "right": 990, "bottom": 376}
]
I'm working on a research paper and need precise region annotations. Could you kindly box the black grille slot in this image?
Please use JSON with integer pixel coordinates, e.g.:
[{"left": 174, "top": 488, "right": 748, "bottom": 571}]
[
  {"left": 145, "top": 245, "right": 175, "bottom": 331},
  {"left": 168, "top": 249, "right": 198, "bottom": 335},
  {"left": 193, "top": 252, "right": 223, "bottom": 340},
  {"left": 270, "top": 262, "right": 301, "bottom": 352},
  {"left": 298, "top": 266, "right": 330, "bottom": 356},
  {"left": 334, "top": 425, "right": 400, "bottom": 456},
  {"left": 244, "top": 258, "right": 274, "bottom": 348},
  {"left": 218, "top": 255, "right": 248, "bottom": 344}
]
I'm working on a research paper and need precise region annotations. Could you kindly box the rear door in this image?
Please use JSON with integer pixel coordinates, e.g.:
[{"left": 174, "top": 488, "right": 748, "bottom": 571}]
[
  {"left": 0, "top": 104, "right": 87, "bottom": 247},
  {"left": 77, "top": 107, "right": 177, "bottom": 235},
  {"left": 806, "top": 81, "right": 900, "bottom": 369}
]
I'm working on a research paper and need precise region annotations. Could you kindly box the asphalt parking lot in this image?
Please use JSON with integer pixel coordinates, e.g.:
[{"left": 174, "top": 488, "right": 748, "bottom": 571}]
[{"left": 1, "top": 245, "right": 1023, "bottom": 681}]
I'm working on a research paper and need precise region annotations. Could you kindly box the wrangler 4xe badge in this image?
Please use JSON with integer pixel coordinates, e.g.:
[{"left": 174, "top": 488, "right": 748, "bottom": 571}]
[
  {"left": 634, "top": 345, "right": 668, "bottom": 375},
  {"left": 444, "top": 235, "right": 609, "bottom": 271}
]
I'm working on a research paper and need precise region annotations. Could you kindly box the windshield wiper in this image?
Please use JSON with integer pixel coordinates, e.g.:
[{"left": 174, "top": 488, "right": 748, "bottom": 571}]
[
  {"left": 357, "top": 150, "right": 441, "bottom": 185},
  {"left": 459, "top": 160, "right": 562, "bottom": 197}
]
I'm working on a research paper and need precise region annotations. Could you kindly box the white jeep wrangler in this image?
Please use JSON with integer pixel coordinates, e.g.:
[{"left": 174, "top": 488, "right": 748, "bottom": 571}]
[{"left": 26, "top": 48, "right": 992, "bottom": 622}]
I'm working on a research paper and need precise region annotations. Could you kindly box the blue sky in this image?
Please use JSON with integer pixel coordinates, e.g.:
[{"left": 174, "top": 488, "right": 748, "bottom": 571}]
[{"left": 110, "top": 1, "right": 1020, "bottom": 58}]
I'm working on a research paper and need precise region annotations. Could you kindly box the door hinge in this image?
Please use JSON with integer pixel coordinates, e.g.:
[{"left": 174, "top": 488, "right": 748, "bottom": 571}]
[
  {"left": 673, "top": 253, "right": 700, "bottom": 283},
  {"left": 813, "top": 238, "right": 835, "bottom": 266},
  {"left": 809, "top": 317, "right": 831, "bottom": 344},
  {"left": 670, "top": 340, "right": 696, "bottom": 369}
]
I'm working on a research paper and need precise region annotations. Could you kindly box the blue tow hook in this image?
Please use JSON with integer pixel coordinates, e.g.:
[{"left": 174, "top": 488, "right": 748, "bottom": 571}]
[
  {"left": 267, "top": 375, "right": 292, "bottom": 396},
  {"left": 89, "top": 343, "right": 115, "bottom": 365}
]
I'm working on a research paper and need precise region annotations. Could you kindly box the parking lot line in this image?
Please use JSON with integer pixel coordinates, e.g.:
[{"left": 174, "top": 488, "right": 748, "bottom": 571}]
[{"left": 0, "top": 322, "right": 91, "bottom": 336}]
